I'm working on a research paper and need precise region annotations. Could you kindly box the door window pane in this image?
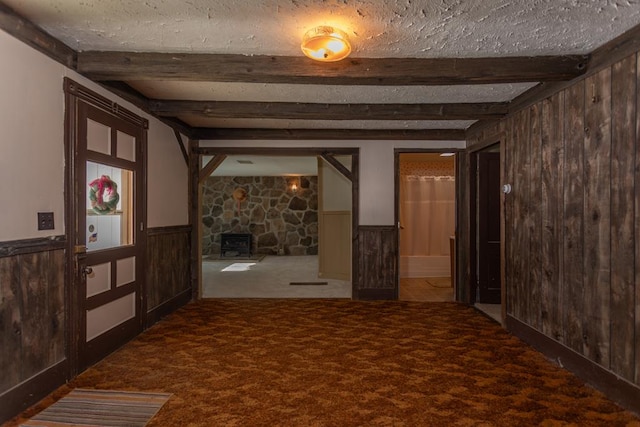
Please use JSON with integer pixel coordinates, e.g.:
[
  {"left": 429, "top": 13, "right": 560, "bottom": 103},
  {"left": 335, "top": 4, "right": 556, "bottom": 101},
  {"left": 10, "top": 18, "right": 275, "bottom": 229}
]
[
  {"left": 87, "top": 119, "right": 111, "bottom": 155},
  {"left": 117, "top": 130, "right": 136, "bottom": 162},
  {"left": 87, "top": 161, "right": 134, "bottom": 251}
]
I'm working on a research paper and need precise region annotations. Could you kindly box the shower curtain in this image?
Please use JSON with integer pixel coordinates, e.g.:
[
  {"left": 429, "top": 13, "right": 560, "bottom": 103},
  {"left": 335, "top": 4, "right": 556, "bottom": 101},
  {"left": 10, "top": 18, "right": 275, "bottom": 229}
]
[{"left": 399, "top": 175, "right": 455, "bottom": 256}]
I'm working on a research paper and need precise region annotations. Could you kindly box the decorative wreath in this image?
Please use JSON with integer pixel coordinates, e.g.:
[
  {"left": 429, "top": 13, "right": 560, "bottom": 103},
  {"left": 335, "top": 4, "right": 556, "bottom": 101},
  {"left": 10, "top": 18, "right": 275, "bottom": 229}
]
[
  {"left": 89, "top": 175, "right": 120, "bottom": 215},
  {"left": 232, "top": 188, "right": 248, "bottom": 202},
  {"left": 232, "top": 188, "right": 247, "bottom": 215}
]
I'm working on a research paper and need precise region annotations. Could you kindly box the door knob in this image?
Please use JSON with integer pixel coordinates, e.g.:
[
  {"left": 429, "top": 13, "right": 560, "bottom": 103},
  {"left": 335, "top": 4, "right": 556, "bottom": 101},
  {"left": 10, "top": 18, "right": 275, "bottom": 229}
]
[{"left": 82, "top": 266, "right": 93, "bottom": 276}]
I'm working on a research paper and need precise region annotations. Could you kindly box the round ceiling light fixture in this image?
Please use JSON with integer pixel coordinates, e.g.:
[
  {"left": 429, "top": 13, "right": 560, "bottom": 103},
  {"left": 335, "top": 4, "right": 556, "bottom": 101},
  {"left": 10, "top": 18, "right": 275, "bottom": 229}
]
[{"left": 301, "top": 26, "right": 351, "bottom": 62}]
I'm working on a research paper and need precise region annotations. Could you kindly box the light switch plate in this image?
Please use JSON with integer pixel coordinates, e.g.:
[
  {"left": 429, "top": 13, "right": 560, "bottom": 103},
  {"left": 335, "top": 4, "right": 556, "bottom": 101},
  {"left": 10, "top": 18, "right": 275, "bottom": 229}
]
[{"left": 38, "top": 212, "right": 54, "bottom": 230}]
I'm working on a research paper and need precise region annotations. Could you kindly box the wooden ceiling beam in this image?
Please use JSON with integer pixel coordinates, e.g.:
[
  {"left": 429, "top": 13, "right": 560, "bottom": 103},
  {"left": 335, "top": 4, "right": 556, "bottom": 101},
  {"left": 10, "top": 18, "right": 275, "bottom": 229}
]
[
  {"left": 77, "top": 52, "right": 589, "bottom": 85},
  {"left": 99, "top": 81, "right": 195, "bottom": 138},
  {"left": 173, "top": 129, "right": 189, "bottom": 166},
  {"left": 0, "top": 3, "right": 76, "bottom": 68},
  {"left": 507, "top": 22, "right": 640, "bottom": 114},
  {"left": 191, "top": 128, "right": 466, "bottom": 141},
  {"left": 150, "top": 100, "right": 507, "bottom": 121}
]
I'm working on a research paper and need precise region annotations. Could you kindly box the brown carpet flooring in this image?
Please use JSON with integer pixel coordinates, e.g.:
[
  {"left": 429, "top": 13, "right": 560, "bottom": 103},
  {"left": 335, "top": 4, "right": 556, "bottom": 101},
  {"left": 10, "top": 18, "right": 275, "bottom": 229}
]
[{"left": 8, "top": 300, "right": 640, "bottom": 426}]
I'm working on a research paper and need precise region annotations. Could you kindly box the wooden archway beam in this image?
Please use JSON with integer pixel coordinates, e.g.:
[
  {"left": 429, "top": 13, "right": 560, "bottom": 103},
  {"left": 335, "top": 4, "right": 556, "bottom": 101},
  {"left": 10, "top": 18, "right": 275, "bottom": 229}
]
[
  {"left": 320, "top": 153, "right": 352, "bottom": 182},
  {"left": 199, "top": 154, "right": 227, "bottom": 184}
]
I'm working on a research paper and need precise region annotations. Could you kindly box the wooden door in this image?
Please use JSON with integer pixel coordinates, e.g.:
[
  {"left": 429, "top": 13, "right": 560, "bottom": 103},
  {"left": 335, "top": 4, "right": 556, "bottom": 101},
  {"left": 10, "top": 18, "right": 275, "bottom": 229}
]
[
  {"left": 476, "top": 152, "right": 501, "bottom": 303},
  {"left": 68, "top": 84, "right": 147, "bottom": 371}
]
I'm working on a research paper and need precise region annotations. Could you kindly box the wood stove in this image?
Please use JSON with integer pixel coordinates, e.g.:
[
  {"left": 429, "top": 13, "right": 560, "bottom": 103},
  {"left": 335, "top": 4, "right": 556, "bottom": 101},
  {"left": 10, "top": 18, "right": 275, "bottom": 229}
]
[{"left": 220, "top": 233, "right": 252, "bottom": 257}]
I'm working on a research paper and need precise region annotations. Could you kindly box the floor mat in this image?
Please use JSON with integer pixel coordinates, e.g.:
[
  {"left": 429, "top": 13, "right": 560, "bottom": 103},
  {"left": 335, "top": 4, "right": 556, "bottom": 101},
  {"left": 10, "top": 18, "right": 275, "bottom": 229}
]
[{"left": 21, "top": 389, "right": 170, "bottom": 427}]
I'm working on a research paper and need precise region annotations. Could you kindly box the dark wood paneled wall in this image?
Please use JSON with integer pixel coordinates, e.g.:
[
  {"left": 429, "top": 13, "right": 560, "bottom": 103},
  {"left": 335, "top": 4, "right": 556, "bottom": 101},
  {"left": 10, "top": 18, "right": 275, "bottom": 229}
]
[
  {"left": 540, "top": 91, "right": 565, "bottom": 342},
  {"left": 0, "top": 248, "right": 65, "bottom": 391},
  {"left": 610, "top": 55, "right": 637, "bottom": 381},
  {"left": 0, "top": 245, "right": 66, "bottom": 421},
  {"left": 146, "top": 225, "right": 192, "bottom": 323},
  {"left": 455, "top": 152, "right": 471, "bottom": 303},
  {"left": 468, "top": 51, "right": 640, "bottom": 388},
  {"left": 355, "top": 226, "right": 397, "bottom": 300}
]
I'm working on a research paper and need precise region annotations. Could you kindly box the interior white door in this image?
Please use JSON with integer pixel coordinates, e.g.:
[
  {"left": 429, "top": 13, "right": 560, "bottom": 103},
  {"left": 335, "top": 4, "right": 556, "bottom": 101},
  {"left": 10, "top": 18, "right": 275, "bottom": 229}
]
[{"left": 317, "top": 156, "right": 352, "bottom": 281}]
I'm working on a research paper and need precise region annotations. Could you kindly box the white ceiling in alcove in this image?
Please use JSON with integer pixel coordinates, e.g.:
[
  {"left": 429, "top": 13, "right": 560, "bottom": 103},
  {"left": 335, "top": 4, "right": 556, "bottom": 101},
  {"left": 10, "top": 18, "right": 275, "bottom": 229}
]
[{"left": 208, "top": 155, "right": 319, "bottom": 176}]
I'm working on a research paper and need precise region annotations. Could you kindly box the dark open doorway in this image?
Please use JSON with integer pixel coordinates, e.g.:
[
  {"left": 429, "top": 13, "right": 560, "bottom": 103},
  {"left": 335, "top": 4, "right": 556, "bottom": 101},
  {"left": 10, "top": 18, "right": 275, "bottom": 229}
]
[{"left": 469, "top": 143, "right": 502, "bottom": 320}]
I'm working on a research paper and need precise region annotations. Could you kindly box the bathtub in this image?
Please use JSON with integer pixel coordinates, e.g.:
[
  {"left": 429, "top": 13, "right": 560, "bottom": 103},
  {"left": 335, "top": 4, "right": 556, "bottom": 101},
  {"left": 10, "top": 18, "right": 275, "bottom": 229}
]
[{"left": 400, "top": 255, "right": 451, "bottom": 278}]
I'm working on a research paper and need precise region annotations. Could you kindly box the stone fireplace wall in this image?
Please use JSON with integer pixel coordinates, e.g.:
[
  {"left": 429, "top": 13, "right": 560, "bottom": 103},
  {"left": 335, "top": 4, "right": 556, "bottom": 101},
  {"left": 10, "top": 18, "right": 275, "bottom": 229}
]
[{"left": 202, "top": 176, "right": 318, "bottom": 256}]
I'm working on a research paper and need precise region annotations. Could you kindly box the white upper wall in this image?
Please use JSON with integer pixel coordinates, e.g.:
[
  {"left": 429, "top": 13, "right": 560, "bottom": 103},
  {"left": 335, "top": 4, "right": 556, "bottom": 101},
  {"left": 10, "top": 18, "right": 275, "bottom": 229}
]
[
  {"left": 199, "top": 139, "right": 465, "bottom": 225},
  {"left": 145, "top": 125, "right": 189, "bottom": 228},
  {"left": 0, "top": 30, "right": 66, "bottom": 241},
  {"left": 0, "top": 23, "right": 464, "bottom": 237},
  {"left": 0, "top": 29, "right": 188, "bottom": 241},
  {"left": 320, "top": 155, "right": 352, "bottom": 212}
]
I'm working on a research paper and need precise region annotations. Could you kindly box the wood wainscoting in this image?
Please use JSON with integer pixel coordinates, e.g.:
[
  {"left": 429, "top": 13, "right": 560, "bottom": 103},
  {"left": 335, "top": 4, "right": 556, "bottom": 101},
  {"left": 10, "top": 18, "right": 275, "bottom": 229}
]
[
  {"left": 0, "top": 227, "right": 191, "bottom": 424},
  {"left": 0, "top": 237, "right": 67, "bottom": 423},
  {"left": 146, "top": 225, "right": 192, "bottom": 326},
  {"left": 354, "top": 226, "right": 398, "bottom": 300}
]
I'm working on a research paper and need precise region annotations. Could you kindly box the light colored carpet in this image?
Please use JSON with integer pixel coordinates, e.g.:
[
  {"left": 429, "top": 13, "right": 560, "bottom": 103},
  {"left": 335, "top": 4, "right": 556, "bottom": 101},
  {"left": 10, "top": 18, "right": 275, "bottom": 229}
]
[
  {"left": 202, "top": 255, "right": 351, "bottom": 298},
  {"left": 203, "top": 257, "right": 458, "bottom": 301},
  {"left": 204, "top": 254, "right": 266, "bottom": 262}
]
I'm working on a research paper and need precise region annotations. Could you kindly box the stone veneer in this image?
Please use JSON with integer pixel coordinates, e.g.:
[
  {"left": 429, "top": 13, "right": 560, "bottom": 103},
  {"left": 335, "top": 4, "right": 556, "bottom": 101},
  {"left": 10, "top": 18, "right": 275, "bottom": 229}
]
[{"left": 202, "top": 176, "right": 318, "bottom": 256}]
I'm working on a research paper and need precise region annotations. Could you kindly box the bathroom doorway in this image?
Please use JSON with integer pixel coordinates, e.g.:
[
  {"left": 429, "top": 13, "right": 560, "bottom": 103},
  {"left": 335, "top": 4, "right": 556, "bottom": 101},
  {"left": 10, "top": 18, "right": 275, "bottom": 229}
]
[{"left": 395, "top": 152, "right": 456, "bottom": 302}]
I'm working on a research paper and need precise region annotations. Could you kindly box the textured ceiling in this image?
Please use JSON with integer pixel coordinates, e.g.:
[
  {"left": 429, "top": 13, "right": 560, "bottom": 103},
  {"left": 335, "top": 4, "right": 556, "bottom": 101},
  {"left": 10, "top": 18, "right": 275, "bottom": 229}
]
[
  {"left": 3, "top": 0, "right": 640, "bottom": 134},
  {"left": 5, "top": 0, "right": 640, "bottom": 57}
]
